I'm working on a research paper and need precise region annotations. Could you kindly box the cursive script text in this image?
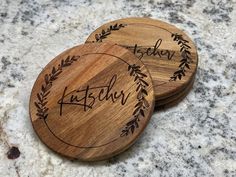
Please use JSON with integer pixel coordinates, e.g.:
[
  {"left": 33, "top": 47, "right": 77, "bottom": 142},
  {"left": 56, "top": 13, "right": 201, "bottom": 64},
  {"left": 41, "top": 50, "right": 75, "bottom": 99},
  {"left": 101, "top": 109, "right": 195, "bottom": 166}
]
[
  {"left": 57, "top": 75, "right": 130, "bottom": 115},
  {"left": 126, "top": 39, "right": 175, "bottom": 60}
]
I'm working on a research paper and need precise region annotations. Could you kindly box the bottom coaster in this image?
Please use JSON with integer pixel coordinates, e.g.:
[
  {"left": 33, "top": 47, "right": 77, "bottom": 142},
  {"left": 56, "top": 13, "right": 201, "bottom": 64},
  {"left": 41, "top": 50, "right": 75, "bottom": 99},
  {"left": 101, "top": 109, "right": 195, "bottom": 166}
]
[
  {"left": 155, "top": 71, "right": 195, "bottom": 107},
  {"left": 156, "top": 77, "right": 194, "bottom": 109},
  {"left": 29, "top": 43, "right": 155, "bottom": 161}
]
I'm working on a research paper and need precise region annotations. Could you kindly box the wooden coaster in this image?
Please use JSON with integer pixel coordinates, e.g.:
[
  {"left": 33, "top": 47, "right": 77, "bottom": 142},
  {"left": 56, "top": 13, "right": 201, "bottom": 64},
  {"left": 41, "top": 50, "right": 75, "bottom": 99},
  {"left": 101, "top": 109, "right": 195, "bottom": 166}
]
[
  {"left": 86, "top": 17, "right": 198, "bottom": 102},
  {"left": 29, "top": 43, "right": 155, "bottom": 161}
]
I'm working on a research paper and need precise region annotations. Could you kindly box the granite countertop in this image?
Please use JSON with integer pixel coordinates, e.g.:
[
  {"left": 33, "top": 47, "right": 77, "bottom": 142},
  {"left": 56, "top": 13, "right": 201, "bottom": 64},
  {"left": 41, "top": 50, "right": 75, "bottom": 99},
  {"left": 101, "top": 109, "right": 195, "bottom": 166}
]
[{"left": 0, "top": 0, "right": 236, "bottom": 177}]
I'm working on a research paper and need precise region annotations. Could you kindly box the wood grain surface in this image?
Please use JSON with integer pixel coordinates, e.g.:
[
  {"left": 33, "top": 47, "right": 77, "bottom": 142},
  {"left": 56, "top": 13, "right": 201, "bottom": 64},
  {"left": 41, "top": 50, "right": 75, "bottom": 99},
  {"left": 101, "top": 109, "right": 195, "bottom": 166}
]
[
  {"left": 86, "top": 17, "right": 198, "bottom": 102},
  {"left": 29, "top": 43, "right": 155, "bottom": 161}
]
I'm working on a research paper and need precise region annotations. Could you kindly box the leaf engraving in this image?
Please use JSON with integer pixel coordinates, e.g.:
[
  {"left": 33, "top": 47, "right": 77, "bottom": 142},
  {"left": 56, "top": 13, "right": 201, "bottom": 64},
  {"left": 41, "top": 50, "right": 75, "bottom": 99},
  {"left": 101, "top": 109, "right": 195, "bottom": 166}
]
[
  {"left": 93, "top": 23, "right": 127, "bottom": 42},
  {"left": 170, "top": 33, "right": 192, "bottom": 81},
  {"left": 34, "top": 55, "right": 80, "bottom": 120},
  {"left": 120, "top": 64, "right": 149, "bottom": 137}
]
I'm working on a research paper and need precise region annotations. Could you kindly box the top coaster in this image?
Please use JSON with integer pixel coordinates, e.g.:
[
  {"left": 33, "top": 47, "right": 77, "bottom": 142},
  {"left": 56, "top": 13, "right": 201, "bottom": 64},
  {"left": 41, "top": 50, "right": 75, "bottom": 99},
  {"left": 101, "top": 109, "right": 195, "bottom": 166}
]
[
  {"left": 29, "top": 43, "right": 155, "bottom": 161},
  {"left": 86, "top": 17, "right": 198, "bottom": 100}
]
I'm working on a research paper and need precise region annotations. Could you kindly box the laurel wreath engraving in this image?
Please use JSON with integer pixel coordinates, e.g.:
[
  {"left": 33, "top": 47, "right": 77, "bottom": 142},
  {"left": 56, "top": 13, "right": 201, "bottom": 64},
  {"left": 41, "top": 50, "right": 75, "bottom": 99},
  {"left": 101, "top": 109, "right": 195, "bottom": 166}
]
[
  {"left": 34, "top": 54, "right": 149, "bottom": 138},
  {"left": 170, "top": 33, "right": 192, "bottom": 81},
  {"left": 93, "top": 24, "right": 192, "bottom": 81},
  {"left": 93, "top": 23, "right": 127, "bottom": 42},
  {"left": 34, "top": 55, "right": 80, "bottom": 120},
  {"left": 120, "top": 64, "right": 149, "bottom": 137}
]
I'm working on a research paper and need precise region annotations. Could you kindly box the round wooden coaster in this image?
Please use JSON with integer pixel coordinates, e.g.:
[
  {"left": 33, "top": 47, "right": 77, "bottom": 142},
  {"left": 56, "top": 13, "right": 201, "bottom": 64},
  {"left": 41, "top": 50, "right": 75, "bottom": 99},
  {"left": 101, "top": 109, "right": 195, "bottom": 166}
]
[
  {"left": 29, "top": 43, "right": 155, "bottom": 161},
  {"left": 86, "top": 17, "right": 198, "bottom": 102}
]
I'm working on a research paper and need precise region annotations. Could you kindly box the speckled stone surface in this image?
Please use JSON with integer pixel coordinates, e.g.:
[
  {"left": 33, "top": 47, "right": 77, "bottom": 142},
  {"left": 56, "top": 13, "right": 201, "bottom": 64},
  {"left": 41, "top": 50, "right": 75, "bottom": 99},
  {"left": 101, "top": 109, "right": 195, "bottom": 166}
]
[{"left": 0, "top": 0, "right": 236, "bottom": 177}]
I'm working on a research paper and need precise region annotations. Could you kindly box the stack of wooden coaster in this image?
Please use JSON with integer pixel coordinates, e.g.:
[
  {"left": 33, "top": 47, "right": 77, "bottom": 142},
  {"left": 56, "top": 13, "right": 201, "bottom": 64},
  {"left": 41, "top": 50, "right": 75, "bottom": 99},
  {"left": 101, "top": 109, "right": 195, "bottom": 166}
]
[
  {"left": 86, "top": 17, "right": 198, "bottom": 108},
  {"left": 29, "top": 17, "right": 198, "bottom": 161}
]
